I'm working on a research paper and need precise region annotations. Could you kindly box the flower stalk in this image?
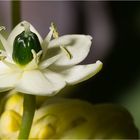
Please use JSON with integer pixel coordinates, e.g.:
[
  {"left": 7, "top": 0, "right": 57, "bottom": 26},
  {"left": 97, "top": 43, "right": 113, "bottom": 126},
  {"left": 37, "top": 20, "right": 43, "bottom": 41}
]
[
  {"left": 11, "top": 0, "right": 21, "bottom": 28},
  {"left": 18, "top": 94, "right": 36, "bottom": 139}
]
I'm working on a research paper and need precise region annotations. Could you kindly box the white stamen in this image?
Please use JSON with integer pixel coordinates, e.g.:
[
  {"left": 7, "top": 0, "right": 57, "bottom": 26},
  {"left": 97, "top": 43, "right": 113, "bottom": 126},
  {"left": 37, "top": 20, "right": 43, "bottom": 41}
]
[
  {"left": 0, "top": 50, "right": 7, "bottom": 61},
  {"left": 24, "top": 50, "right": 43, "bottom": 70},
  {"left": 50, "top": 22, "right": 72, "bottom": 59},
  {"left": 37, "top": 50, "right": 43, "bottom": 58},
  {"left": 60, "top": 46, "right": 72, "bottom": 59},
  {"left": 31, "top": 49, "right": 37, "bottom": 60},
  {"left": 50, "top": 22, "right": 59, "bottom": 39},
  {"left": 31, "top": 49, "right": 43, "bottom": 64},
  {"left": 0, "top": 26, "right": 6, "bottom": 32},
  {"left": 2, "top": 59, "right": 17, "bottom": 70},
  {"left": 0, "top": 50, "right": 7, "bottom": 56}
]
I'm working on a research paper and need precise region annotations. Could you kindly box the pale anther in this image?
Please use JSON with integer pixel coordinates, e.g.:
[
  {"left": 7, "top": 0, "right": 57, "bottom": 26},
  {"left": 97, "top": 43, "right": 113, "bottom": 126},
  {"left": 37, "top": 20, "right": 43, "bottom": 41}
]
[
  {"left": 50, "top": 22, "right": 72, "bottom": 59},
  {"left": 50, "top": 22, "right": 59, "bottom": 38}
]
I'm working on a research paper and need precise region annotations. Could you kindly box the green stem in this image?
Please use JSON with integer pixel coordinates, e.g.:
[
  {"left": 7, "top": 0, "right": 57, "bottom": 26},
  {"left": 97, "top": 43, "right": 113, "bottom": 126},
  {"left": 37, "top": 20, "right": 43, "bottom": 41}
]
[
  {"left": 18, "top": 94, "right": 36, "bottom": 139},
  {"left": 11, "top": 0, "right": 21, "bottom": 28}
]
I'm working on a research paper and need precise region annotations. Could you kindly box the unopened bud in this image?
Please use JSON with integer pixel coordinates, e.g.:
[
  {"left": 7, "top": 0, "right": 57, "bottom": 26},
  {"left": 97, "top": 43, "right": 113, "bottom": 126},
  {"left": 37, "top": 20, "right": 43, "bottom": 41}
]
[
  {"left": 30, "top": 115, "right": 56, "bottom": 139},
  {"left": 38, "top": 125, "right": 54, "bottom": 139},
  {"left": 5, "top": 93, "right": 23, "bottom": 115},
  {"left": 0, "top": 110, "right": 21, "bottom": 135}
]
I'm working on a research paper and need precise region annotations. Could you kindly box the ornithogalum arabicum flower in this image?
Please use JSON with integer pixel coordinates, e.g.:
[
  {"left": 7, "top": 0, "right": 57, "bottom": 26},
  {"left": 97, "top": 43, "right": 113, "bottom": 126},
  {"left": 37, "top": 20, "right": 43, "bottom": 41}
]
[{"left": 0, "top": 21, "right": 102, "bottom": 96}]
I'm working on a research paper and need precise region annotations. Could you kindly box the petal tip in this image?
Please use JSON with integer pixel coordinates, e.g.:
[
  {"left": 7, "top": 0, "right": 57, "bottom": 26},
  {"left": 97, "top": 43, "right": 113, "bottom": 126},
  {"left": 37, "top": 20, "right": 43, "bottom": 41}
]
[
  {"left": 96, "top": 60, "right": 103, "bottom": 71},
  {"left": 87, "top": 35, "right": 92, "bottom": 40},
  {"left": 96, "top": 60, "right": 103, "bottom": 65},
  {"left": 21, "top": 20, "right": 29, "bottom": 24}
]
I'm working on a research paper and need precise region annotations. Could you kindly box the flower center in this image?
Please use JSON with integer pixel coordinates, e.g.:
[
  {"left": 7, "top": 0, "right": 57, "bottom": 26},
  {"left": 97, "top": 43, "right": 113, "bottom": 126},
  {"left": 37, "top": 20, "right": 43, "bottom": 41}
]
[{"left": 12, "top": 22, "right": 42, "bottom": 66}]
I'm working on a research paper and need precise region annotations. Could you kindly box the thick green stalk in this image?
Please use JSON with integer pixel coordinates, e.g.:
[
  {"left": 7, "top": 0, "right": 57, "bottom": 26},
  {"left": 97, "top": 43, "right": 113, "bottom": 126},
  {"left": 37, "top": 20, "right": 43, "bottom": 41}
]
[{"left": 18, "top": 94, "right": 36, "bottom": 139}]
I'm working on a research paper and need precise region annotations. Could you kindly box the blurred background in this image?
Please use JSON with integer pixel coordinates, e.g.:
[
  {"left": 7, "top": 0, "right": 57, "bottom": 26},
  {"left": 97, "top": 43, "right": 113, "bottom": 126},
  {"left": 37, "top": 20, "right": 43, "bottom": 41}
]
[{"left": 0, "top": 0, "right": 140, "bottom": 133}]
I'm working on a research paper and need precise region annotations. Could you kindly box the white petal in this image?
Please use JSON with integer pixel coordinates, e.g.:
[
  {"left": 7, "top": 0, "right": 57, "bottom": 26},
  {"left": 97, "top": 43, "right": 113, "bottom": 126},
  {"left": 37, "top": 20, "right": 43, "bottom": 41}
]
[
  {"left": 7, "top": 21, "right": 43, "bottom": 52},
  {"left": 43, "top": 69, "right": 66, "bottom": 92},
  {"left": 0, "top": 62, "right": 21, "bottom": 92},
  {"left": 15, "top": 70, "right": 66, "bottom": 96},
  {"left": 0, "top": 61, "right": 18, "bottom": 75},
  {"left": 39, "top": 54, "right": 61, "bottom": 69},
  {"left": 47, "top": 35, "right": 92, "bottom": 66},
  {"left": 52, "top": 60, "right": 103, "bottom": 85}
]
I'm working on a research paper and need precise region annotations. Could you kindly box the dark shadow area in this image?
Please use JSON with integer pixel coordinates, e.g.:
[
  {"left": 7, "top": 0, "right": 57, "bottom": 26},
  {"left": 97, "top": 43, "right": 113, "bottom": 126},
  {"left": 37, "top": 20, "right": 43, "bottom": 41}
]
[{"left": 67, "top": 2, "right": 140, "bottom": 104}]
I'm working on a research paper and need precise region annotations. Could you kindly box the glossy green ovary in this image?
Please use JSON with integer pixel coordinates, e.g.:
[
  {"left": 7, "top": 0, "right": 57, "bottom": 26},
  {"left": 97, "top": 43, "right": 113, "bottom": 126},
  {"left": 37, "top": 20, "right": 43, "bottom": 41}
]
[{"left": 12, "top": 31, "right": 42, "bottom": 66}]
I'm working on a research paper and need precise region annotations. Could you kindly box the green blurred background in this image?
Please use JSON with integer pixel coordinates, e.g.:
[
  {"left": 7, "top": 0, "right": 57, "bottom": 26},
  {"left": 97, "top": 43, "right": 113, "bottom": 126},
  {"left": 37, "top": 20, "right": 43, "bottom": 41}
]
[{"left": 0, "top": 0, "right": 140, "bottom": 134}]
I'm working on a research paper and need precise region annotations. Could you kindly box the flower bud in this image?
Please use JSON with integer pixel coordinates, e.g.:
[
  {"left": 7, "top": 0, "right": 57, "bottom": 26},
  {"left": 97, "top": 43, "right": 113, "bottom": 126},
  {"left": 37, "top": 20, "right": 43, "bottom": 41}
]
[
  {"left": 0, "top": 110, "right": 21, "bottom": 138},
  {"left": 5, "top": 93, "right": 23, "bottom": 115},
  {"left": 31, "top": 98, "right": 139, "bottom": 139},
  {"left": 30, "top": 115, "right": 56, "bottom": 139}
]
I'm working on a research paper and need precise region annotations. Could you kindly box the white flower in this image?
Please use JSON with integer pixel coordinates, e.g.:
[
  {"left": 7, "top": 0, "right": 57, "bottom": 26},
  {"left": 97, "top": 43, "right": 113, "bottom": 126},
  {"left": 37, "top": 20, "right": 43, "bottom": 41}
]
[{"left": 0, "top": 21, "right": 102, "bottom": 96}]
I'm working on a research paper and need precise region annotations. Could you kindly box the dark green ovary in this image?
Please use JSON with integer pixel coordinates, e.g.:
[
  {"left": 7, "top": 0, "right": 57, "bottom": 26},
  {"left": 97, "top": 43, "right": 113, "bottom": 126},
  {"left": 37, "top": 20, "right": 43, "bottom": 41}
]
[{"left": 12, "top": 31, "right": 42, "bottom": 66}]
